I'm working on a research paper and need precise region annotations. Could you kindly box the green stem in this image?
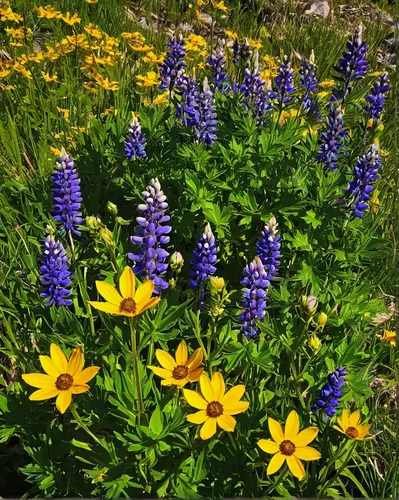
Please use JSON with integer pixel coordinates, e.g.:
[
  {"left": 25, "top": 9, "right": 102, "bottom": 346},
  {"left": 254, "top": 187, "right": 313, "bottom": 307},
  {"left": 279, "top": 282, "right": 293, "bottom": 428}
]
[
  {"left": 265, "top": 462, "right": 287, "bottom": 495},
  {"left": 70, "top": 403, "right": 105, "bottom": 449},
  {"left": 194, "top": 310, "right": 208, "bottom": 361},
  {"left": 290, "top": 358, "right": 306, "bottom": 409},
  {"left": 109, "top": 246, "right": 120, "bottom": 275},
  {"left": 129, "top": 316, "right": 144, "bottom": 423},
  {"left": 319, "top": 441, "right": 357, "bottom": 496}
]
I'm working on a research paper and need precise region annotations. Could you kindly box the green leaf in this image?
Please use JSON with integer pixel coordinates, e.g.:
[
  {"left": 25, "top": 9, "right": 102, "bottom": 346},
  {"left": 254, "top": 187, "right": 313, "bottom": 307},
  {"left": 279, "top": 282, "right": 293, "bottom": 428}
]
[
  {"left": 149, "top": 406, "right": 164, "bottom": 436},
  {"left": 71, "top": 439, "right": 93, "bottom": 451}
]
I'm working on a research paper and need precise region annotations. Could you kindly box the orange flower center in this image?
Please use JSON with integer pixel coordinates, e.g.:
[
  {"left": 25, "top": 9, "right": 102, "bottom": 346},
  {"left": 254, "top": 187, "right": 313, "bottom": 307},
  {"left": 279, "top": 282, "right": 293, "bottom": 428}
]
[
  {"left": 279, "top": 440, "right": 296, "bottom": 456},
  {"left": 55, "top": 373, "right": 74, "bottom": 391},
  {"left": 345, "top": 426, "right": 359, "bottom": 439},
  {"left": 172, "top": 365, "right": 189, "bottom": 380},
  {"left": 119, "top": 297, "right": 137, "bottom": 313},
  {"left": 206, "top": 401, "right": 223, "bottom": 418}
]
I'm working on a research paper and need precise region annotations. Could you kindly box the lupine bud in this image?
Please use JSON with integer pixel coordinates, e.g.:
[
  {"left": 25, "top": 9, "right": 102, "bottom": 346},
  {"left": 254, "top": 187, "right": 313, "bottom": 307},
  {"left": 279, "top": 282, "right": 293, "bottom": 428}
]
[
  {"left": 170, "top": 251, "right": 184, "bottom": 273},
  {"left": 125, "top": 115, "right": 147, "bottom": 160},
  {"left": 308, "top": 333, "right": 322, "bottom": 351},
  {"left": 318, "top": 312, "right": 328, "bottom": 328},
  {"left": 194, "top": 82, "right": 217, "bottom": 146},
  {"left": 256, "top": 216, "right": 281, "bottom": 280},
  {"left": 240, "top": 68, "right": 277, "bottom": 125},
  {"left": 106, "top": 201, "right": 118, "bottom": 216},
  {"left": 207, "top": 49, "right": 229, "bottom": 92},
  {"left": 312, "top": 367, "right": 347, "bottom": 416}
]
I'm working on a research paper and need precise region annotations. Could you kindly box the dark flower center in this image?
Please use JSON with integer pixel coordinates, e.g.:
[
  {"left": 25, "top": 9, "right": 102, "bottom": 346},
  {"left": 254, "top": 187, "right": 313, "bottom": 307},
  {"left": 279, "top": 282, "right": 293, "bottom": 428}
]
[
  {"left": 119, "top": 298, "right": 137, "bottom": 313},
  {"left": 55, "top": 373, "right": 74, "bottom": 391},
  {"left": 206, "top": 401, "right": 223, "bottom": 418},
  {"left": 279, "top": 440, "right": 296, "bottom": 456},
  {"left": 173, "top": 365, "right": 189, "bottom": 380},
  {"left": 345, "top": 426, "right": 359, "bottom": 439}
]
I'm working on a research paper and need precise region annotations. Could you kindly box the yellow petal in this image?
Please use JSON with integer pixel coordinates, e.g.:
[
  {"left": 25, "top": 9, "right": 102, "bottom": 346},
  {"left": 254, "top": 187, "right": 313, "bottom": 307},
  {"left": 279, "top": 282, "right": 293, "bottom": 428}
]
[
  {"left": 39, "top": 355, "right": 61, "bottom": 378},
  {"left": 155, "top": 350, "right": 176, "bottom": 370},
  {"left": 357, "top": 423, "right": 372, "bottom": 438},
  {"left": 267, "top": 452, "right": 285, "bottom": 475},
  {"left": 217, "top": 414, "right": 236, "bottom": 432},
  {"left": 88, "top": 301, "right": 120, "bottom": 314},
  {"left": 200, "top": 373, "right": 214, "bottom": 402},
  {"left": 50, "top": 344, "right": 68, "bottom": 373},
  {"left": 336, "top": 416, "right": 344, "bottom": 431},
  {"left": 294, "top": 446, "right": 321, "bottom": 461},
  {"left": 200, "top": 417, "right": 217, "bottom": 440},
  {"left": 95, "top": 280, "right": 123, "bottom": 306},
  {"left": 136, "top": 296, "right": 160, "bottom": 315},
  {"left": 119, "top": 266, "right": 135, "bottom": 299},
  {"left": 349, "top": 409, "right": 361, "bottom": 427},
  {"left": 341, "top": 409, "right": 350, "bottom": 429},
  {"left": 183, "top": 389, "right": 207, "bottom": 409},
  {"left": 147, "top": 366, "right": 173, "bottom": 379},
  {"left": 211, "top": 372, "right": 225, "bottom": 401},
  {"left": 67, "top": 348, "right": 84, "bottom": 376},
  {"left": 22, "top": 373, "right": 54, "bottom": 389},
  {"left": 223, "top": 401, "right": 249, "bottom": 415},
  {"left": 71, "top": 384, "right": 90, "bottom": 394},
  {"left": 187, "top": 410, "right": 208, "bottom": 424},
  {"left": 134, "top": 280, "right": 154, "bottom": 303},
  {"left": 294, "top": 427, "right": 318, "bottom": 447},
  {"left": 284, "top": 410, "right": 300, "bottom": 440},
  {"left": 188, "top": 367, "right": 203, "bottom": 381},
  {"left": 29, "top": 387, "right": 60, "bottom": 401},
  {"left": 56, "top": 390, "right": 72, "bottom": 414},
  {"left": 161, "top": 377, "right": 179, "bottom": 386},
  {"left": 333, "top": 425, "right": 346, "bottom": 436},
  {"left": 175, "top": 340, "right": 188, "bottom": 365},
  {"left": 221, "top": 385, "right": 245, "bottom": 405},
  {"left": 268, "top": 417, "right": 284, "bottom": 444},
  {"left": 187, "top": 348, "right": 203, "bottom": 369},
  {"left": 286, "top": 455, "right": 305, "bottom": 480},
  {"left": 73, "top": 366, "right": 100, "bottom": 385},
  {"left": 258, "top": 439, "right": 279, "bottom": 454}
]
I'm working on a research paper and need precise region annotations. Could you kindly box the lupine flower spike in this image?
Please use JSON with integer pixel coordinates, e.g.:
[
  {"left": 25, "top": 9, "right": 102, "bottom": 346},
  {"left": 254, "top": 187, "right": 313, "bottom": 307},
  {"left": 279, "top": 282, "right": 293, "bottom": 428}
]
[
  {"left": 52, "top": 149, "right": 83, "bottom": 237},
  {"left": 175, "top": 73, "right": 199, "bottom": 126},
  {"left": 194, "top": 79, "right": 217, "bottom": 146},
  {"left": 207, "top": 49, "right": 229, "bottom": 92},
  {"left": 275, "top": 55, "right": 295, "bottom": 108},
  {"left": 365, "top": 72, "right": 390, "bottom": 121},
  {"left": 316, "top": 104, "right": 345, "bottom": 171},
  {"left": 240, "top": 67, "right": 277, "bottom": 125},
  {"left": 40, "top": 233, "right": 73, "bottom": 307},
  {"left": 238, "top": 256, "right": 269, "bottom": 338},
  {"left": 312, "top": 366, "right": 346, "bottom": 416},
  {"left": 128, "top": 178, "right": 171, "bottom": 293},
  {"left": 190, "top": 223, "right": 218, "bottom": 304},
  {"left": 299, "top": 57, "right": 318, "bottom": 110},
  {"left": 344, "top": 143, "right": 382, "bottom": 217},
  {"left": 125, "top": 115, "right": 147, "bottom": 160},
  {"left": 159, "top": 35, "right": 186, "bottom": 90},
  {"left": 256, "top": 216, "right": 281, "bottom": 280}
]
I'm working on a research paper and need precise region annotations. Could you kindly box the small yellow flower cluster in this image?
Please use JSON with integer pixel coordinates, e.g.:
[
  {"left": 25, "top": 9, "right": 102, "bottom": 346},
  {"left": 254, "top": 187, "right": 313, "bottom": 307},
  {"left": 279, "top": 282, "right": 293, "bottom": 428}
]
[
  {"left": 0, "top": 6, "right": 23, "bottom": 22},
  {"left": 136, "top": 70, "right": 160, "bottom": 88},
  {"left": 122, "top": 31, "right": 152, "bottom": 53},
  {"left": 185, "top": 34, "right": 207, "bottom": 54},
  {"left": 5, "top": 26, "right": 32, "bottom": 46}
]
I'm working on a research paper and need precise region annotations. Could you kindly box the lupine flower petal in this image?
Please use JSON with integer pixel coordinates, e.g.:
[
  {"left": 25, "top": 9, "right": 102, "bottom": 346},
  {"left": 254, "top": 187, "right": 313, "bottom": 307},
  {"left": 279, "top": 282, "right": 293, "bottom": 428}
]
[
  {"left": 190, "top": 223, "right": 218, "bottom": 304},
  {"left": 365, "top": 72, "right": 390, "bottom": 121},
  {"left": 316, "top": 104, "right": 345, "bottom": 171},
  {"left": 256, "top": 216, "right": 281, "bottom": 279},
  {"left": 125, "top": 115, "right": 146, "bottom": 159},
  {"left": 299, "top": 58, "right": 318, "bottom": 110},
  {"left": 159, "top": 35, "right": 185, "bottom": 90},
  {"left": 275, "top": 55, "right": 295, "bottom": 107},
  {"left": 312, "top": 366, "right": 347, "bottom": 416}
]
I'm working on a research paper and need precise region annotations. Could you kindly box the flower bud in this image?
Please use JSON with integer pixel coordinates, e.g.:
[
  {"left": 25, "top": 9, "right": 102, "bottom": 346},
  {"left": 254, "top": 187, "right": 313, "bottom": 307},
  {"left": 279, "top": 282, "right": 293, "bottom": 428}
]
[
  {"left": 301, "top": 295, "right": 318, "bottom": 316},
  {"left": 308, "top": 333, "right": 321, "bottom": 351},
  {"left": 170, "top": 251, "right": 184, "bottom": 273},
  {"left": 99, "top": 227, "right": 113, "bottom": 247},
  {"left": 210, "top": 276, "right": 225, "bottom": 292},
  {"left": 106, "top": 201, "right": 118, "bottom": 216},
  {"left": 86, "top": 215, "right": 102, "bottom": 230},
  {"left": 318, "top": 312, "right": 328, "bottom": 328}
]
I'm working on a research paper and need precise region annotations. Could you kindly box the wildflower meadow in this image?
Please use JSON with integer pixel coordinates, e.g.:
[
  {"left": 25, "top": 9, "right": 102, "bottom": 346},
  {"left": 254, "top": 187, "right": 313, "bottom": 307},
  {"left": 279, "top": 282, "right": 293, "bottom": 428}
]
[{"left": 0, "top": 0, "right": 398, "bottom": 497}]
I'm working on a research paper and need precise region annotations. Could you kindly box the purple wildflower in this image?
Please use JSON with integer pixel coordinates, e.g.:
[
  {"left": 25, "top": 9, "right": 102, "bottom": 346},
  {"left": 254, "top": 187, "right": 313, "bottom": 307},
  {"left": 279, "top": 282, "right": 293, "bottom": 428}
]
[
  {"left": 125, "top": 116, "right": 147, "bottom": 159},
  {"left": 275, "top": 55, "right": 295, "bottom": 108},
  {"left": 299, "top": 58, "right": 318, "bottom": 110},
  {"left": 316, "top": 105, "right": 345, "bottom": 171},
  {"left": 207, "top": 49, "right": 229, "bottom": 92},
  {"left": 193, "top": 84, "right": 217, "bottom": 146},
  {"left": 175, "top": 73, "right": 199, "bottom": 126},
  {"left": 233, "top": 40, "right": 249, "bottom": 66},
  {"left": 190, "top": 223, "right": 218, "bottom": 302},
  {"left": 256, "top": 217, "right": 281, "bottom": 280},
  {"left": 365, "top": 72, "right": 390, "bottom": 121},
  {"left": 312, "top": 367, "right": 347, "bottom": 417},
  {"left": 240, "top": 67, "right": 277, "bottom": 124},
  {"left": 159, "top": 35, "right": 186, "bottom": 90}
]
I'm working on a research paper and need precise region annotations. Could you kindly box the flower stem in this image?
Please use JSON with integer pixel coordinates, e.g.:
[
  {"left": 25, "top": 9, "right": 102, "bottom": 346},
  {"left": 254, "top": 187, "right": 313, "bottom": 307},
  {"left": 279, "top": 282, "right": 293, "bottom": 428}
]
[
  {"left": 319, "top": 440, "right": 357, "bottom": 496},
  {"left": 129, "top": 316, "right": 145, "bottom": 423},
  {"left": 70, "top": 403, "right": 104, "bottom": 449}
]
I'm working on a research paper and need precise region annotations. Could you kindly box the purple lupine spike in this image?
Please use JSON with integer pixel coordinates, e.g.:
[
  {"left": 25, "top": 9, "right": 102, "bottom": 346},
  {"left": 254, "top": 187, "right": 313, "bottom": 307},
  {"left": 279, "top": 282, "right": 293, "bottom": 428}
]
[
  {"left": 275, "top": 55, "right": 295, "bottom": 108},
  {"left": 240, "top": 67, "right": 277, "bottom": 125},
  {"left": 125, "top": 115, "right": 147, "bottom": 159},
  {"left": 52, "top": 149, "right": 83, "bottom": 237},
  {"left": 189, "top": 223, "right": 218, "bottom": 302},
  {"left": 299, "top": 57, "right": 318, "bottom": 110},
  {"left": 128, "top": 178, "right": 171, "bottom": 293},
  {"left": 233, "top": 39, "right": 250, "bottom": 66},
  {"left": 238, "top": 256, "right": 270, "bottom": 339},
  {"left": 193, "top": 82, "right": 217, "bottom": 146},
  {"left": 316, "top": 104, "right": 345, "bottom": 171},
  {"left": 256, "top": 217, "right": 281, "bottom": 280},
  {"left": 344, "top": 143, "right": 382, "bottom": 218},
  {"left": 207, "top": 49, "right": 229, "bottom": 92},
  {"left": 175, "top": 73, "right": 199, "bottom": 126},
  {"left": 40, "top": 234, "right": 73, "bottom": 307},
  {"left": 365, "top": 72, "right": 390, "bottom": 121},
  {"left": 159, "top": 35, "right": 186, "bottom": 90},
  {"left": 312, "top": 367, "right": 347, "bottom": 417}
]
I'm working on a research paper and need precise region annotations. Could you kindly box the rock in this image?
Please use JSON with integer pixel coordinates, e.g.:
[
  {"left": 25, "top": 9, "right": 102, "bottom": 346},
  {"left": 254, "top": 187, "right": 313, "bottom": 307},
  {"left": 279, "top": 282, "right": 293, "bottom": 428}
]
[{"left": 304, "top": 0, "right": 330, "bottom": 18}]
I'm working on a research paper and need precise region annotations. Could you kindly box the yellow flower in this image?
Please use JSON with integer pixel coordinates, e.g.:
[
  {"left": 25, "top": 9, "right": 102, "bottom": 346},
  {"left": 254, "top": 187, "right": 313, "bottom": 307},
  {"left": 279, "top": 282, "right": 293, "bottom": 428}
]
[
  {"left": 36, "top": 5, "right": 60, "bottom": 19},
  {"left": 0, "top": 69, "right": 11, "bottom": 78},
  {"left": 249, "top": 39, "right": 263, "bottom": 49},
  {"left": 50, "top": 146, "right": 62, "bottom": 156},
  {"left": 198, "top": 62, "right": 205, "bottom": 70},
  {"left": 84, "top": 54, "right": 115, "bottom": 67},
  {"left": 60, "top": 12, "right": 81, "bottom": 26},
  {"left": 319, "top": 79, "right": 335, "bottom": 89},
  {"left": 333, "top": 409, "right": 372, "bottom": 440},
  {"left": 86, "top": 0, "right": 99, "bottom": 3},
  {"left": 258, "top": 410, "right": 321, "bottom": 480},
  {"left": 28, "top": 52, "right": 44, "bottom": 63},
  {"left": 122, "top": 31, "right": 145, "bottom": 43},
  {"left": 130, "top": 43, "right": 153, "bottom": 53},
  {"left": 5, "top": 26, "right": 32, "bottom": 39},
  {"left": 142, "top": 51, "right": 164, "bottom": 64},
  {"left": 13, "top": 62, "right": 32, "bottom": 79},
  {"left": 382, "top": 329, "right": 396, "bottom": 346},
  {"left": 153, "top": 93, "right": 168, "bottom": 105},
  {"left": 41, "top": 71, "right": 59, "bottom": 83},
  {"left": 183, "top": 372, "right": 249, "bottom": 440},
  {"left": 262, "top": 55, "right": 278, "bottom": 69},
  {"left": 260, "top": 69, "right": 277, "bottom": 81},
  {"left": 185, "top": 34, "right": 207, "bottom": 53},
  {"left": 89, "top": 266, "right": 160, "bottom": 316},
  {"left": 10, "top": 41, "right": 23, "bottom": 46},
  {"left": 57, "top": 107, "right": 70, "bottom": 120},
  {"left": 0, "top": 7, "right": 23, "bottom": 22},
  {"left": 136, "top": 70, "right": 160, "bottom": 87},
  {"left": 22, "top": 344, "right": 100, "bottom": 414},
  {"left": 278, "top": 108, "right": 298, "bottom": 125},
  {"left": 380, "top": 149, "right": 389, "bottom": 157},
  {"left": 84, "top": 23, "right": 103, "bottom": 39},
  {"left": 211, "top": 0, "right": 228, "bottom": 11},
  {"left": 0, "top": 83, "right": 14, "bottom": 90},
  {"left": 318, "top": 91, "right": 329, "bottom": 99},
  {"left": 94, "top": 74, "right": 119, "bottom": 91},
  {"left": 148, "top": 340, "right": 204, "bottom": 387},
  {"left": 225, "top": 29, "right": 238, "bottom": 40},
  {"left": 371, "top": 71, "right": 382, "bottom": 77}
]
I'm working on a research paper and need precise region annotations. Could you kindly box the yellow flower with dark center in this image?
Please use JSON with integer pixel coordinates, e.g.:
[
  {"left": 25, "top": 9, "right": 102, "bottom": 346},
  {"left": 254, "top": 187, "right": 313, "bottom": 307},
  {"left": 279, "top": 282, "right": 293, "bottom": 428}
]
[
  {"left": 36, "top": 5, "right": 60, "bottom": 19},
  {"left": 333, "top": 409, "right": 372, "bottom": 440},
  {"left": 22, "top": 344, "right": 100, "bottom": 414},
  {"left": 89, "top": 266, "right": 160, "bottom": 316},
  {"left": 258, "top": 410, "right": 321, "bottom": 480},
  {"left": 60, "top": 12, "right": 81, "bottom": 26},
  {"left": 183, "top": 372, "right": 249, "bottom": 440},
  {"left": 319, "top": 79, "right": 335, "bottom": 89},
  {"left": 382, "top": 329, "right": 396, "bottom": 346},
  {"left": 41, "top": 71, "right": 59, "bottom": 83},
  {"left": 153, "top": 93, "right": 168, "bottom": 105},
  {"left": 136, "top": 71, "right": 160, "bottom": 87},
  {"left": 148, "top": 340, "right": 203, "bottom": 387}
]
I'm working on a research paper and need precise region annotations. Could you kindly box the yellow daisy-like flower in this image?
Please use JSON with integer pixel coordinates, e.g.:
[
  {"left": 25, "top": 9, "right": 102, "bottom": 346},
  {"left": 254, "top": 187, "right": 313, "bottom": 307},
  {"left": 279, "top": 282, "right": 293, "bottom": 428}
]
[
  {"left": 84, "top": 23, "right": 103, "bottom": 39},
  {"left": 0, "top": 69, "right": 11, "bottom": 78},
  {"left": 0, "top": 83, "right": 14, "bottom": 91},
  {"left": 258, "top": 410, "right": 321, "bottom": 481},
  {"left": 142, "top": 51, "right": 164, "bottom": 64},
  {"left": 41, "top": 71, "right": 59, "bottom": 83},
  {"left": 94, "top": 74, "right": 119, "bottom": 91},
  {"left": 89, "top": 266, "right": 160, "bottom": 316},
  {"left": 136, "top": 71, "right": 160, "bottom": 87},
  {"left": 57, "top": 107, "right": 69, "bottom": 120},
  {"left": 60, "top": 12, "right": 81, "bottom": 26},
  {"left": 22, "top": 344, "right": 100, "bottom": 414},
  {"left": 0, "top": 7, "right": 23, "bottom": 22},
  {"left": 86, "top": 0, "right": 99, "bottom": 3},
  {"left": 183, "top": 372, "right": 249, "bottom": 440},
  {"left": 319, "top": 79, "right": 335, "bottom": 89},
  {"left": 153, "top": 93, "right": 168, "bottom": 105},
  {"left": 211, "top": 0, "right": 228, "bottom": 11},
  {"left": 50, "top": 146, "right": 62, "bottom": 156},
  {"left": 249, "top": 38, "right": 263, "bottom": 49},
  {"left": 371, "top": 71, "right": 382, "bottom": 77},
  {"left": 148, "top": 340, "right": 203, "bottom": 387},
  {"left": 36, "top": 5, "right": 60, "bottom": 19},
  {"left": 333, "top": 409, "right": 372, "bottom": 440},
  {"left": 225, "top": 29, "right": 238, "bottom": 40},
  {"left": 382, "top": 329, "right": 396, "bottom": 346}
]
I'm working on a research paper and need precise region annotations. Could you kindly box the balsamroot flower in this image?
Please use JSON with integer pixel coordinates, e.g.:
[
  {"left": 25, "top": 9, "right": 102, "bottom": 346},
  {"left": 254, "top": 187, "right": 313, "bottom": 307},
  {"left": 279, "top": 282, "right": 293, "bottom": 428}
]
[
  {"left": 299, "top": 58, "right": 318, "bottom": 110},
  {"left": 147, "top": 340, "right": 203, "bottom": 387},
  {"left": 365, "top": 72, "right": 390, "bottom": 121},
  {"left": 183, "top": 372, "right": 249, "bottom": 440},
  {"left": 22, "top": 344, "right": 99, "bottom": 414},
  {"left": 194, "top": 83, "right": 217, "bottom": 146},
  {"left": 344, "top": 143, "right": 382, "bottom": 217},
  {"left": 311, "top": 366, "right": 346, "bottom": 416},
  {"left": 238, "top": 256, "right": 269, "bottom": 339},
  {"left": 128, "top": 178, "right": 171, "bottom": 292},
  {"left": 207, "top": 49, "right": 229, "bottom": 92},
  {"left": 316, "top": 104, "right": 345, "bottom": 171},
  {"left": 125, "top": 115, "right": 147, "bottom": 160},
  {"left": 89, "top": 266, "right": 160, "bottom": 316},
  {"left": 40, "top": 234, "right": 72, "bottom": 307},
  {"left": 190, "top": 223, "right": 218, "bottom": 291},
  {"left": 275, "top": 55, "right": 295, "bottom": 107},
  {"left": 256, "top": 216, "right": 281, "bottom": 279},
  {"left": 52, "top": 149, "right": 83, "bottom": 237},
  {"left": 333, "top": 409, "right": 372, "bottom": 440},
  {"left": 159, "top": 35, "right": 186, "bottom": 90},
  {"left": 258, "top": 410, "right": 321, "bottom": 480}
]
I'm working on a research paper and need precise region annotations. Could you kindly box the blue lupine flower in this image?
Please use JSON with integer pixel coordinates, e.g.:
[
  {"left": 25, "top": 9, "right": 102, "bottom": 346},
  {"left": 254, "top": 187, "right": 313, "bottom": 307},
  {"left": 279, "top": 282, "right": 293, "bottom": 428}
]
[
  {"left": 256, "top": 216, "right": 281, "bottom": 280},
  {"left": 52, "top": 150, "right": 83, "bottom": 237},
  {"left": 240, "top": 67, "right": 277, "bottom": 125},
  {"left": 128, "top": 178, "right": 171, "bottom": 293},
  {"left": 233, "top": 40, "right": 249, "bottom": 65},
  {"left": 344, "top": 143, "right": 382, "bottom": 218},
  {"left": 190, "top": 223, "right": 218, "bottom": 299},
  {"left": 365, "top": 72, "right": 390, "bottom": 121},
  {"left": 238, "top": 256, "right": 270, "bottom": 339},
  {"left": 159, "top": 35, "right": 186, "bottom": 90},
  {"left": 207, "top": 49, "right": 229, "bottom": 92},
  {"left": 175, "top": 73, "right": 199, "bottom": 126},
  {"left": 40, "top": 234, "right": 73, "bottom": 307},
  {"left": 194, "top": 84, "right": 217, "bottom": 146},
  {"left": 312, "top": 367, "right": 347, "bottom": 417},
  {"left": 316, "top": 105, "right": 345, "bottom": 171},
  {"left": 299, "top": 58, "right": 318, "bottom": 110},
  {"left": 125, "top": 115, "right": 147, "bottom": 159},
  {"left": 275, "top": 55, "right": 295, "bottom": 107}
]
